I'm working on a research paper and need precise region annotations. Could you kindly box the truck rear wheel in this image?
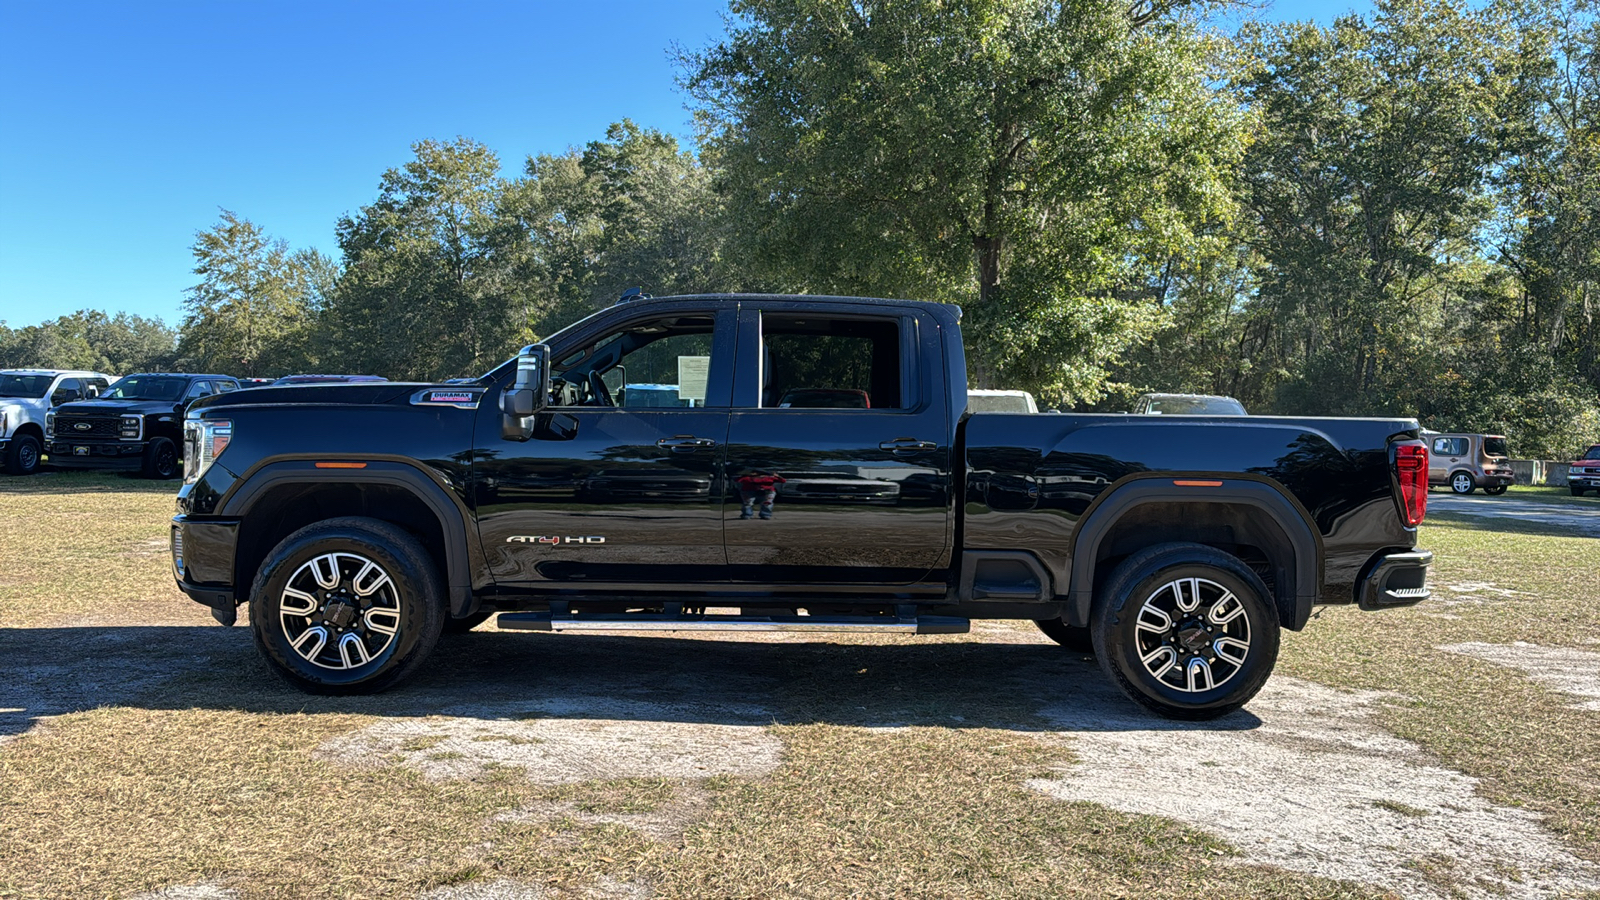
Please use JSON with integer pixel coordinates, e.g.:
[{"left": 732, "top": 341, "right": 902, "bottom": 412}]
[
  {"left": 1034, "top": 617, "right": 1094, "bottom": 653},
  {"left": 249, "top": 517, "right": 444, "bottom": 695},
  {"left": 1090, "top": 542, "right": 1279, "bottom": 720}
]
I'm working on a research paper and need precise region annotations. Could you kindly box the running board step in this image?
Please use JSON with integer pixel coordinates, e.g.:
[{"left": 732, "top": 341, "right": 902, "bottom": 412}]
[{"left": 495, "top": 612, "right": 969, "bottom": 635}]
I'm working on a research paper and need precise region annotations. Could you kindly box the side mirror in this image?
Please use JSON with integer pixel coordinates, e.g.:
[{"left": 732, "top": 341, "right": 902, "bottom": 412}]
[{"left": 501, "top": 343, "right": 551, "bottom": 440}]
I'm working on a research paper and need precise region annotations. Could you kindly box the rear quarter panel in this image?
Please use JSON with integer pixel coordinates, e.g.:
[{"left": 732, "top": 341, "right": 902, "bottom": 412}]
[{"left": 962, "top": 414, "right": 1421, "bottom": 604}]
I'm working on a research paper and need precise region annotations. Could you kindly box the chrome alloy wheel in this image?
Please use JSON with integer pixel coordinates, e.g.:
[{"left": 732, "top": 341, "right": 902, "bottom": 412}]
[
  {"left": 1451, "top": 472, "right": 1474, "bottom": 493},
  {"left": 278, "top": 552, "right": 401, "bottom": 670},
  {"left": 1134, "top": 576, "right": 1251, "bottom": 693}
]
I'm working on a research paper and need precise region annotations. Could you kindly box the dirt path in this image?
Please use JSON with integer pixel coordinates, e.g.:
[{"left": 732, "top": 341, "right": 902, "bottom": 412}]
[{"left": 1428, "top": 494, "right": 1600, "bottom": 537}]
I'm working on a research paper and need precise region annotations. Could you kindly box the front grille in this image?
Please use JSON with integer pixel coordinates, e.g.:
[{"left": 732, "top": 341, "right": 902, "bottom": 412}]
[{"left": 55, "top": 416, "right": 120, "bottom": 439}]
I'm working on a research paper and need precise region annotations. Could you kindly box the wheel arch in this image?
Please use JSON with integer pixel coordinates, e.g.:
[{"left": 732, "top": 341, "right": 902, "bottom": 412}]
[
  {"left": 221, "top": 460, "right": 476, "bottom": 615},
  {"left": 12, "top": 421, "right": 44, "bottom": 440},
  {"left": 1066, "top": 477, "right": 1321, "bottom": 632}
]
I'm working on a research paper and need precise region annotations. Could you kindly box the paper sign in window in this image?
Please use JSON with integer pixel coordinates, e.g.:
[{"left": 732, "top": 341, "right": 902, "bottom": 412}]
[{"left": 677, "top": 356, "right": 710, "bottom": 403}]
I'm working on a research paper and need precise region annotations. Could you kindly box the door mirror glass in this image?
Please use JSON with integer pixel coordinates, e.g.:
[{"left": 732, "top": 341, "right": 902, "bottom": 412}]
[{"left": 501, "top": 344, "right": 551, "bottom": 440}]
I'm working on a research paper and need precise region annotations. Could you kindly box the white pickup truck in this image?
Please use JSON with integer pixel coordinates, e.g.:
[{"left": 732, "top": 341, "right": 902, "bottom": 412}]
[{"left": 0, "top": 369, "right": 114, "bottom": 474}]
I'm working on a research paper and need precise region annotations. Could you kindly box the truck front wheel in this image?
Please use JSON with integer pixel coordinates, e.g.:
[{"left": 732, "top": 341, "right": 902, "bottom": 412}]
[
  {"left": 3, "top": 434, "right": 42, "bottom": 475},
  {"left": 249, "top": 517, "right": 445, "bottom": 695},
  {"left": 1090, "top": 542, "right": 1280, "bottom": 720}
]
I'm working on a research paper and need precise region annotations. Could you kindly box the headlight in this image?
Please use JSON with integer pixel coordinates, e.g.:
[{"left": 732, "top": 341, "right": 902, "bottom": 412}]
[
  {"left": 183, "top": 417, "right": 232, "bottom": 485},
  {"left": 120, "top": 415, "right": 142, "bottom": 440},
  {"left": 45, "top": 412, "right": 54, "bottom": 440},
  {"left": 0, "top": 411, "right": 7, "bottom": 437}
]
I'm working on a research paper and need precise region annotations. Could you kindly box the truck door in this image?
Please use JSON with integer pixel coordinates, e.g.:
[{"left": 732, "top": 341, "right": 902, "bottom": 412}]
[
  {"left": 472, "top": 307, "right": 736, "bottom": 585},
  {"left": 722, "top": 305, "right": 953, "bottom": 588}
]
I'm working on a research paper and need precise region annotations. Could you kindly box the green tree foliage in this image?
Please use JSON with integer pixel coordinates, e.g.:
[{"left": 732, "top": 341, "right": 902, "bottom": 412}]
[
  {"left": 684, "top": 0, "right": 1250, "bottom": 404},
  {"left": 1114, "top": 0, "right": 1597, "bottom": 456},
  {"left": 179, "top": 211, "right": 325, "bottom": 377},
  {"left": 507, "top": 121, "right": 736, "bottom": 337},
  {"left": 328, "top": 138, "right": 523, "bottom": 380},
  {"left": 1498, "top": 1, "right": 1600, "bottom": 398},
  {"left": 0, "top": 311, "right": 177, "bottom": 374}
]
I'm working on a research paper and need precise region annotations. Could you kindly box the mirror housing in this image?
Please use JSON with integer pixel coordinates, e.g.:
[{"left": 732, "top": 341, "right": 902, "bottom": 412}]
[{"left": 501, "top": 344, "right": 551, "bottom": 440}]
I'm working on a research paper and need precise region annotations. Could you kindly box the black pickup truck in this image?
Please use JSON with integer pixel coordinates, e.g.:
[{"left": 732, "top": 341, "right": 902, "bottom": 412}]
[
  {"left": 172, "top": 294, "right": 1432, "bottom": 719},
  {"left": 51, "top": 373, "right": 242, "bottom": 478}
]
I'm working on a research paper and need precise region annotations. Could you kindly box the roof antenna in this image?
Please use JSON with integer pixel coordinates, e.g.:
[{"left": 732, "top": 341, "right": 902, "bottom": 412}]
[{"left": 617, "top": 287, "right": 651, "bottom": 305}]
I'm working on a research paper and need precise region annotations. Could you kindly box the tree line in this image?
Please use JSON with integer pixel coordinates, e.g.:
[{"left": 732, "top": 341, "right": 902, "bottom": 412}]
[{"left": 2, "top": 0, "right": 1595, "bottom": 457}]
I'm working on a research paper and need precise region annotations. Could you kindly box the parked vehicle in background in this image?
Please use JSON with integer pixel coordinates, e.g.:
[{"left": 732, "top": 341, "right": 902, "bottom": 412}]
[
  {"left": 620, "top": 383, "right": 689, "bottom": 408},
  {"left": 48, "top": 373, "right": 240, "bottom": 478},
  {"left": 172, "top": 292, "right": 1431, "bottom": 721},
  {"left": 1424, "top": 432, "right": 1513, "bottom": 495},
  {"left": 1567, "top": 444, "right": 1600, "bottom": 497},
  {"left": 271, "top": 375, "right": 388, "bottom": 386},
  {"left": 0, "top": 369, "right": 115, "bottom": 474},
  {"left": 1133, "top": 393, "right": 1247, "bottom": 415},
  {"left": 236, "top": 378, "right": 277, "bottom": 388},
  {"left": 968, "top": 389, "right": 1038, "bottom": 414}
]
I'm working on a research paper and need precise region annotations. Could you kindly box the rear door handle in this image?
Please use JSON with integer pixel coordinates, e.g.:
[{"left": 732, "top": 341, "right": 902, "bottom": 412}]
[
  {"left": 657, "top": 435, "right": 718, "bottom": 453},
  {"left": 879, "top": 437, "right": 938, "bottom": 454}
]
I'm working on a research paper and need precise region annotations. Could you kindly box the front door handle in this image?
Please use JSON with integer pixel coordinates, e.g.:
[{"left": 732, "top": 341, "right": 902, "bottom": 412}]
[
  {"left": 879, "top": 437, "right": 938, "bottom": 454},
  {"left": 657, "top": 435, "right": 718, "bottom": 453}
]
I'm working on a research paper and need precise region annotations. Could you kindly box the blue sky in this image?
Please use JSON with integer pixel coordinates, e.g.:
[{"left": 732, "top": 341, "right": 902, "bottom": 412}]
[{"left": 0, "top": 0, "right": 1369, "bottom": 330}]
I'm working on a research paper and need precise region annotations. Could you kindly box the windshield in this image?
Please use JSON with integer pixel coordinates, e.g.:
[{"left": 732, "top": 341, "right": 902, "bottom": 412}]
[
  {"left": 1146, "top": 396, "right": 1247, "bottom": 415},
  {"left": 0, "top": 374, "right": 53, "bottom": 399},
  {"left": 1483, "top": 437, "right": 1508, "bottom": 457},
  {"left": 1585, "top": 446, "right": 1600, "bottom": 460},
  {"left": 103, "top": 376, "right": 186, "bottom": 402}
]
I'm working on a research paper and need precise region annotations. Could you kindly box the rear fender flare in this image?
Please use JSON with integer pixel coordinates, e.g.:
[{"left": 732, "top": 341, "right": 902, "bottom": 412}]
[{"left": 1066, "top": 477, "right": 1322, "bottom": 630}]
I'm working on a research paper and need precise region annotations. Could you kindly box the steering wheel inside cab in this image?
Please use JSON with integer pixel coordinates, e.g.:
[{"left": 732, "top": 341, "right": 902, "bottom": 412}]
[{"left": 549, "top": 370, "right": 613, "bottom": 407}]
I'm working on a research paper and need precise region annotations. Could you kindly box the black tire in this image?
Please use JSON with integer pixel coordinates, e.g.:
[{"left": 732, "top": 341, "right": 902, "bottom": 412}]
[
  {"left": 1573, "top": 485, "right": 1588, "bottom": 497},
  {"left": 3, "top": 433, "right": 42, "bottom": 475},
  {"left": 442, "top": 610, "right": 495, "bottom": 634},
  {"left": 1034, "top": 617, "right": 1094, "bottom": 653},
  {"left": 1090, "top": 542, "right": 1280, "bottom": 720},
  {"left": 141, "top": 437, "right": 180, "bottom": 479},
  {"left": 1449, "top": 471, "right": 1475, "bottom": 494},
  {"left": 1484, "top": 484, "right": 1507, "bottom": 496},
  {"left": 249, "top": 516, "right": 445, "bottom": 695}
]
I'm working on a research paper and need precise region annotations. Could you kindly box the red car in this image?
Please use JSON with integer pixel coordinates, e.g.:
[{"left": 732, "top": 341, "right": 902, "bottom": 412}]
[{"left": 1568, "top": 444, "right": 1600, "bottom": 497}]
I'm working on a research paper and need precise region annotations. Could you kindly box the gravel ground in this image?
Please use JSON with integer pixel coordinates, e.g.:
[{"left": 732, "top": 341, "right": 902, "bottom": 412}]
[
  {"left": 1028, "top": 676, "right": 1600, "bottom": 900},
  {"left": 1439, "top": 641, "right": 1600, "bottom": 711}
]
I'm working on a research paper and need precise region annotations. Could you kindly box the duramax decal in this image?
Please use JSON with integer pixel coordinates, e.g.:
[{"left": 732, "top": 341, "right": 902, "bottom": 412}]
[{"left": 506, "top": 536, "right": 607, "bottom": 545}]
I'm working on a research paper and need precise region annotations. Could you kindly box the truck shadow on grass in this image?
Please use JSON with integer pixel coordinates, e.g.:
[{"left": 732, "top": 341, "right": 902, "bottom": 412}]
[{"left": 0, "top": 624, "right": 1265, "bottom": 743}]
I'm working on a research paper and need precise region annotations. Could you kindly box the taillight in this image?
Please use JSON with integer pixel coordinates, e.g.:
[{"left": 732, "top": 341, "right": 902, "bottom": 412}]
[{"left": 1394, "top": 441, "right": 1428, "bottom": 527}]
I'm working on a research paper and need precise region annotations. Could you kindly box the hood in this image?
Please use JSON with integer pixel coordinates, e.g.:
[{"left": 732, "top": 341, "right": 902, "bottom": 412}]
[
  {"left": 54, "top": 398, "right": 182, "bottom": 416},
  {"left": 0, "top": 396, "right": 46, "bottom": 414},
  {"left": 191, "top": 382, "right": 441, "bottom": 413}
]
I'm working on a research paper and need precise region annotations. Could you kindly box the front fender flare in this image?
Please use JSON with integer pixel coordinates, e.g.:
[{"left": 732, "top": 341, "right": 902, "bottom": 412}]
[{"left": 219, "top": 459, "right": 476, "bottom": 614}]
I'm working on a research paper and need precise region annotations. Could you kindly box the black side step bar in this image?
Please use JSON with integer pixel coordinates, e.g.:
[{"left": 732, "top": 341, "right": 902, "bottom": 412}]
[{"left": 496, "top": 611, "right": 969, "bottom": 635}]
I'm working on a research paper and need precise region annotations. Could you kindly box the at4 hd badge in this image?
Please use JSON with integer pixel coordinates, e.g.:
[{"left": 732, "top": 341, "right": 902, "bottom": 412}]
[{"left": 507, "top": 535, "right": 607, "bottom": 545}]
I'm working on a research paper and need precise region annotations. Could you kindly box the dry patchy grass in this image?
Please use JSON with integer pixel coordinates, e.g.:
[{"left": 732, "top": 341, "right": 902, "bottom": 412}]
[
  {"left": 1279, "top": 518, "right": 1600, "bottom": 861},
  {"left": 2, "top": 473, "right": 1598, "bottom": 898}
]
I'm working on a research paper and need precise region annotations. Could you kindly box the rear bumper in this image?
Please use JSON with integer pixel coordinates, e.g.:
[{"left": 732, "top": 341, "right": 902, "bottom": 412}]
[
  {"left": 171, "top": 515, "right": 240, "bottom": 614},
  {"left": 1358, "top": 549, "right": 1433, "bottom": 610}
]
